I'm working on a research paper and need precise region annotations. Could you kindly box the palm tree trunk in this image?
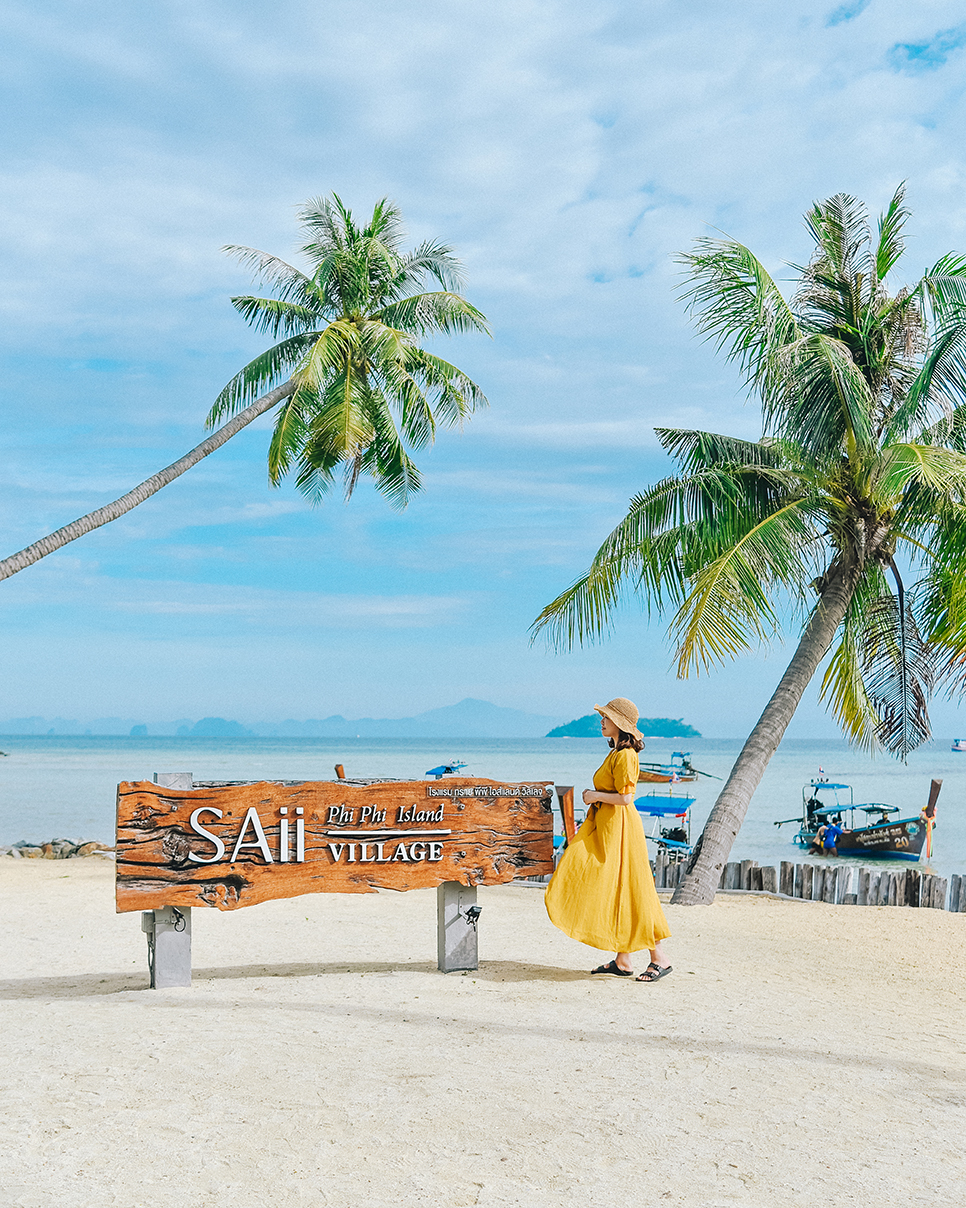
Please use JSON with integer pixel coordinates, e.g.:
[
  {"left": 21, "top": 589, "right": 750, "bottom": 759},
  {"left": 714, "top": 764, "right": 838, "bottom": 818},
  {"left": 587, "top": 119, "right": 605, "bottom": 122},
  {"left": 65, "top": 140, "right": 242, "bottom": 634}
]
[
  {"left": 0, "top": 380, "right": 295, "bottom": 583},
  {"left": 671, "top": 556, "right": 860, "bottom": 905}
]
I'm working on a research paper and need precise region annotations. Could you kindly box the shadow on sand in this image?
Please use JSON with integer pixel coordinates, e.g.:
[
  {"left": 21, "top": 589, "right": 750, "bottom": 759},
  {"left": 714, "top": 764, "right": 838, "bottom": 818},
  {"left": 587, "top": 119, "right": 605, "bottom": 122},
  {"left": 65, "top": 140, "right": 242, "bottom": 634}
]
[{"left": 0, "top": 957, "right": 589, "bottom": 1000}]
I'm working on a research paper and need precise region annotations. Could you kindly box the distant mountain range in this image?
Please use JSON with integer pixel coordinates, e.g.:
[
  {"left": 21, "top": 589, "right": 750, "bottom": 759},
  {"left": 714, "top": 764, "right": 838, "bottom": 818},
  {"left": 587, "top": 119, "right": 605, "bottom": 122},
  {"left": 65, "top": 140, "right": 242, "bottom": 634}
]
[{"left": 0, "top": 698, "right": 565, "bottom": 739}]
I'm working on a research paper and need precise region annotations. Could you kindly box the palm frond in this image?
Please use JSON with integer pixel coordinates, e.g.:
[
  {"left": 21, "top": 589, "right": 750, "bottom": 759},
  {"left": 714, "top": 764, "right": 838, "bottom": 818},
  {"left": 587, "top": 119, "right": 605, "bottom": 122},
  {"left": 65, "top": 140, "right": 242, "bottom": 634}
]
[
  {"left": 266, "top": 391, "right": 311, "bottom": 485},
  {"left": 531, "top": 557, "right": 635, "bottom": 651},
  {"left": 208, "top": 334, "right": 317, "bottom": 424},
  {"left": 353, "top": 387, "right": 423, "bottom": 508},
  {"left": 532, "top": 463, "right": 820, "bottom": 654},
  {"left": 377, "top": 292, "right": 490, "bottom": 338},
  {"left": 820, "top": 570, "right": 881, "bottom": 750},
  {"left": 894, "top": 323, "right": 966, "bottom": 439},
  {"left": 368, "top": 340, "right": 436, "bottom": 450},
  {"left": 919, "top": 254, "right": 966, "bottom": 330},
  {"left": 396, "top": 239, "right": 465, "bottom": 291},
  {"left": 915, "top": 506, "right": 966, "bottom": 694},
  {"left": 222, "top": 246, "right": 318, "bottom": 308},
  {"left": 861, "top": 572, "right": 933, "bottom": 758},
  {"left": 874, "top": 184, "right": 909, "bottom": 283},
  {"left": 655, "top": 428, "right": 785, "bottom": 472},
  {"left": 671, "top": 500, "right": 819, "bottom": 674},
  {"left": 229, "top": 296, "right": 321, "bottom": 340},
  {"left": 678, "top": 238, "right": 800, "bottom": 404},
  {"left": 776, "top": 333, "right": 876, "bottom": 456},
  {"left": 876, "top": 442, "right": 966, "bottom": 506},
  {"left": 921, "top": 402, "right": 966, "bottom": 452},
  {"left": 802, "top": 192, "right": 874, "bottom": 317},
  {"left": 403, "top": 349, "right": 488, "bottom": 427}
]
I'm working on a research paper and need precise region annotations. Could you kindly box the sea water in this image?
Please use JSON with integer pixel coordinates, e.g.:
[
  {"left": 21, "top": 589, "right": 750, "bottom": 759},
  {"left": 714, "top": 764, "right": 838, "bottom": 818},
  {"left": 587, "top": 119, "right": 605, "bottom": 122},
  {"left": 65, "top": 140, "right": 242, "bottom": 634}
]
[{"left": 0, "top": 734, "right": 962, "bottom": 881}]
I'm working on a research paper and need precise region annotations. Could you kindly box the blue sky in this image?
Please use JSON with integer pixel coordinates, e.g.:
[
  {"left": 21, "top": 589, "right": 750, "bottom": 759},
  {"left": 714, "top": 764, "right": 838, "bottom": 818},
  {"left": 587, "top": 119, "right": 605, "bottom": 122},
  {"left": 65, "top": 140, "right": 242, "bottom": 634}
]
[{"left": 3, "top": 0, "right": 966, "bottom": 735}]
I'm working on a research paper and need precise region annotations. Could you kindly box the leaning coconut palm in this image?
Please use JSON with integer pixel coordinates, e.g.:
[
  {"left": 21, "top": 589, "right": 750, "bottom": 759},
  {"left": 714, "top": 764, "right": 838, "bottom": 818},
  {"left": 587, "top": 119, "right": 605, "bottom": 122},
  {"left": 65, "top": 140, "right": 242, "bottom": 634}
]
[
  {"left": 532, "top": 187, "right": 966, "bottom": 905},
  {"left": 0, "top": 195, "right": 488, "bottom": 582}
]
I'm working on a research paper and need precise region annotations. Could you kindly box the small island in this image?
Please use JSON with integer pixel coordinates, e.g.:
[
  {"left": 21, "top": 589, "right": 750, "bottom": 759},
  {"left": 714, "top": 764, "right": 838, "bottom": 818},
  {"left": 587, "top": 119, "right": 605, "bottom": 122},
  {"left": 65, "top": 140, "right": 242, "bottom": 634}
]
[{"left": 546, "top": 714, "right": 701, "bottom": 738}]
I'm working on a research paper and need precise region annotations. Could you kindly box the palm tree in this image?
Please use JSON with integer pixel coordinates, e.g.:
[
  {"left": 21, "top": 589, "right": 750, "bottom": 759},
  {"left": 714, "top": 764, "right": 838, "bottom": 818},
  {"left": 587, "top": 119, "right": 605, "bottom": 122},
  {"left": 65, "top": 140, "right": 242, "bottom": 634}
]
[
  {"left": 532, "top": 187, "right": 966, "bottom": 905},
  {"left": 0, "top": 195, "right": 488, "bottom": 582}
]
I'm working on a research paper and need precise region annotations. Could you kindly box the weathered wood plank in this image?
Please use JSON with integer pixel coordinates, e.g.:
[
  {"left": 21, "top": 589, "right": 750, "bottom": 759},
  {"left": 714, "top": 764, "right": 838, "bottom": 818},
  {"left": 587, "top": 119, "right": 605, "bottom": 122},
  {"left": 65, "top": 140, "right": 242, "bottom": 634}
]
[
  {"left": 654, "top": 846, "right": 668, "bottom": 889},
  {"left": 779, "top": 861, "right": 794, "bottom": 896},
  {"left": 801, "top": 864, "right": 813, "bottom": 901},
  {"left": 724, "top": 862, "right": 740, "bottom": 890},
  {"left": 740, "top": 859, "right": 754, "bottom": 890},
  {"left": 116, "top": 778, "right": 554, "bottom": 913},
  {"left": 555, "top": 786, "right": 576, "bottom": 843},
  {"left": 856, "top": 868, "right": 870, "bottom": 906},
  {"left": 761, "top": 866, "right": 778, "bottom": 894}
]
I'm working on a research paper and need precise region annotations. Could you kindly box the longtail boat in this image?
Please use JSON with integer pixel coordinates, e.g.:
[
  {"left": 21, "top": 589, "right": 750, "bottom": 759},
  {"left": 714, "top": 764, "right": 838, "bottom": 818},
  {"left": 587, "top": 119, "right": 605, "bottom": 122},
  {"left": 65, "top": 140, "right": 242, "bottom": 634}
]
[
  {"left": 774, "top": 777, "right": 942, "bottom": 862},
  {"left": 637, "top": 751, "right": 719, "bottom": 784}
]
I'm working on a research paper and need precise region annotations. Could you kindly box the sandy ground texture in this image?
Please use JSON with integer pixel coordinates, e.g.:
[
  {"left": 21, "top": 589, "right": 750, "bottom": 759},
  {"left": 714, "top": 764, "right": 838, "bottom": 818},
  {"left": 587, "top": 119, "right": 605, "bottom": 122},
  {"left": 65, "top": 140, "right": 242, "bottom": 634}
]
[{"left": 1, "top": 860, "right": 964, "bottom": 1208}]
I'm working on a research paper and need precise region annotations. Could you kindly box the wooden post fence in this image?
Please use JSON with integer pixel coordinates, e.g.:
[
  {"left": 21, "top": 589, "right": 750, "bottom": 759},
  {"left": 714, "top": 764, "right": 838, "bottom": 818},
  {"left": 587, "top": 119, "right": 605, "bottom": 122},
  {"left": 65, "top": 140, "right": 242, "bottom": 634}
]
[{"left": 702, "top": 856, "right": 964, "bottom": 912}]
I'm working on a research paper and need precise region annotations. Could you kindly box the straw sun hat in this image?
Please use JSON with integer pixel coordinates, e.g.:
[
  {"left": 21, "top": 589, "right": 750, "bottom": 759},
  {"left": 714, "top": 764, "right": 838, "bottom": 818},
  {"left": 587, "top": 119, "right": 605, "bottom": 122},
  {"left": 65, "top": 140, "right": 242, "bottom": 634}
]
[{"left": 594, "top": 697, "right": 643, "bottom": 740}]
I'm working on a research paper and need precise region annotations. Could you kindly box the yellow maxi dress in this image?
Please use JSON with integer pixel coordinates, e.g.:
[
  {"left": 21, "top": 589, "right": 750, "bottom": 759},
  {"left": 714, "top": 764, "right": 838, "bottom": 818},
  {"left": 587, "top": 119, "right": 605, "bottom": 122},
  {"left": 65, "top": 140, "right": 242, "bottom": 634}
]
[{"left": 545, "top": 747, "right": 671, "bottom": 952}]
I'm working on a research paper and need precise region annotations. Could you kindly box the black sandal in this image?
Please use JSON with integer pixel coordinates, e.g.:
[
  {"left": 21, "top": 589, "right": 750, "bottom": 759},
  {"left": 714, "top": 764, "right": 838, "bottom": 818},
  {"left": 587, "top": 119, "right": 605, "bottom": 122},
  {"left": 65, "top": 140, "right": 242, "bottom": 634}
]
[
  {"left": 635, "top": 962, "right": 672, "bottom": 982},
  {"left": 591, "top": 960, "right": 633, "bottom": 977}
]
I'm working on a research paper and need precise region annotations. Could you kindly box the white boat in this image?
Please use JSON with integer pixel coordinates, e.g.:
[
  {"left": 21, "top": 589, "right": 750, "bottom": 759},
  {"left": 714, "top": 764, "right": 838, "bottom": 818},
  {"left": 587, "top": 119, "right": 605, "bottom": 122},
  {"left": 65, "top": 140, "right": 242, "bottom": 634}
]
[{"left": 952, "top": 739, "right": 966, "bottom": 752}]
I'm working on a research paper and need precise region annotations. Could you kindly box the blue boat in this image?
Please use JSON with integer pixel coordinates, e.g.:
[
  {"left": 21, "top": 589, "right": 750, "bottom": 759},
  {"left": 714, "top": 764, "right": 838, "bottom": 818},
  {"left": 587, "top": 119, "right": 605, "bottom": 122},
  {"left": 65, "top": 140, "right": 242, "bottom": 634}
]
[
  {"left": 634, "top": 789, "right": 696, "bottom": 861},
  {"left": 425, "top": 760, "right": 468, "bottom": 780}
]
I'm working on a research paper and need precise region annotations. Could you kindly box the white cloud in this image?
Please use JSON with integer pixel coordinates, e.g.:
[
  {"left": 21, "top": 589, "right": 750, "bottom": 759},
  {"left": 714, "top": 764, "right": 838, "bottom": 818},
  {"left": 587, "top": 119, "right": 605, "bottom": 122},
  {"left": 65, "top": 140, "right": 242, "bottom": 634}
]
[{"left": 0, "top": 563, "right": 471, "bottom": 630}]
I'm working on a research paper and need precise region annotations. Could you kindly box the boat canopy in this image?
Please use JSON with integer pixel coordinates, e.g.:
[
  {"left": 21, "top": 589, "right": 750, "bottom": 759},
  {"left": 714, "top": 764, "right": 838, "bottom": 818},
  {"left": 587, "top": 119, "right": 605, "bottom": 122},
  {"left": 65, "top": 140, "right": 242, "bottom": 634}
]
[
  {"left": 813, "top": 804, "right": 849, "bottom": 818},
  {"left": 858, "top": 803, "right": 898, "bottom": 814},
  {"left": 808, "top": 781, "right": 851, "bottom": 791},
  {"left": 634, "top": 800, "right": 693, "bottom": 817}
]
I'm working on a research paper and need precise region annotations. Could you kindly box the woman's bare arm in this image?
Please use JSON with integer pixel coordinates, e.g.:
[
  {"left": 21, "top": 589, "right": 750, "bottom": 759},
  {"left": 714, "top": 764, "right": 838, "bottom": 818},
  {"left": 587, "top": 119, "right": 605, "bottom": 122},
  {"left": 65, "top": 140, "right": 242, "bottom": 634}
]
[{"left": 582, "top": 789, "right": 635, "bottom": 807}]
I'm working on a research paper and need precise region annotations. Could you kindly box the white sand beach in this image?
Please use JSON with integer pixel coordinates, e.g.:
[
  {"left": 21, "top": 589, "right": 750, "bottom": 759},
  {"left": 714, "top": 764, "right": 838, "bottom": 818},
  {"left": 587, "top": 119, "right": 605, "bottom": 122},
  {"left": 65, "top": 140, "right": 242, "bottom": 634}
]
[{"left": 1, "top": 858, "right": 964, "bottom": 1208}]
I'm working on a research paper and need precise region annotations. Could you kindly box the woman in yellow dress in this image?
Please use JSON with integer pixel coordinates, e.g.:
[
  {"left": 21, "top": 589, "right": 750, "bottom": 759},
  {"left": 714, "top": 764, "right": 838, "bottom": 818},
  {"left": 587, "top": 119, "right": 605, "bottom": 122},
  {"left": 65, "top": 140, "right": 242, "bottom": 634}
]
[{"left": 545, "top": 697, "right": 672, "bottom": 982}]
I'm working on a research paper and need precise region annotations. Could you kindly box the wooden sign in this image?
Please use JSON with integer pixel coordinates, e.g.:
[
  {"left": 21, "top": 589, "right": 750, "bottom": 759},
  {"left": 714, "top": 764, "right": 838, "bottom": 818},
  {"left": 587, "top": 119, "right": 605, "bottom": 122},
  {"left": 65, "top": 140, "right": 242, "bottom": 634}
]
[{"left": 115, "top": 777, "right": 554, "bottom": 913}]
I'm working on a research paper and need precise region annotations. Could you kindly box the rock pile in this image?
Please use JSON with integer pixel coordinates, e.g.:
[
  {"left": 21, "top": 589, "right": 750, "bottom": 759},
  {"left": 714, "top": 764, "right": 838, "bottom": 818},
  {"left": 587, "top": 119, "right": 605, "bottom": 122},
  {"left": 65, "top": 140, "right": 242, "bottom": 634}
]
[{"left": 2, "top": 839, "right": 114, "bottom": 859}]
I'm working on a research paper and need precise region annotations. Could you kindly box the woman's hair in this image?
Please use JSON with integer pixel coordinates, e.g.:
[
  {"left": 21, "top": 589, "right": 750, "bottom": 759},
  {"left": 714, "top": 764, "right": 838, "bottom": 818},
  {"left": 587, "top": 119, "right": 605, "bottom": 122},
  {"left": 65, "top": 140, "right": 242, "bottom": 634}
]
[{"left": 608, "top": 729, "right": 644, "bottom": 753}]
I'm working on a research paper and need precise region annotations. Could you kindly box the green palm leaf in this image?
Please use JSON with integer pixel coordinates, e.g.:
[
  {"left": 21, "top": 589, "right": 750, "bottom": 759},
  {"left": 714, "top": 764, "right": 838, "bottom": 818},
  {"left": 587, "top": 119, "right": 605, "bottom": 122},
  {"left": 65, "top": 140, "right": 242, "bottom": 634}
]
[
  {"left": 534, "top": 186, "right": 966, "bottom": 903},
  {"left": 212, "top": 196, "right": 488, "bottom": 503},
  {"left": 209, "top": 334, "right": 318, "bottom": 422}
]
